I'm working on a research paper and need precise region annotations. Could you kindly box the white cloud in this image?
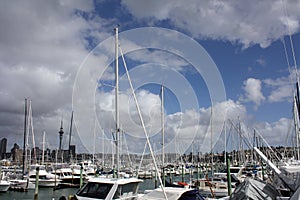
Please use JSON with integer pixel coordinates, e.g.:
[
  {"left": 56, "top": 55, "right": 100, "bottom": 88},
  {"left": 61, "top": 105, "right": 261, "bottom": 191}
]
[
  {"left": 264, "top": 76, "right": 293, "bottom": 102},
  {"left": 253, "top": 118, "right": 293, "bottom": 146},
  {"left": 256, "top": 58, "right": 267, "bottom": 66},
  {"left": 0, "top": 0, "right": 295, "bottom": 154},
  {"left": 94, "top": 89, "right": 252, "bottom": 153},
  {"left": 124, "top": 49, "right": 190, "bottom": 72},
  {"left": 213, "top": 117, "right": 293, "bottom": 153},
  {"left": 241, "top": 78, "right": 266, "bottom": 108},
  {"left": 121, "top": 0, "right": 300, "bottom": 48},
  {"left": 239, "top": 74, "right": 293, "bottom": 106},
  {"left": 96, "top": 89, "right": 162, "bottom": 138},
  {"left": 0, "top": 0, "right": 100, "bottom": 150}
]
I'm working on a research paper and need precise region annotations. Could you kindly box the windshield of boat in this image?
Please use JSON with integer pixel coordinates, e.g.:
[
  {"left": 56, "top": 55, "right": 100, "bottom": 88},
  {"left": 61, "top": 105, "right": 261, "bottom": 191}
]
[
  {"left": 230, "top": 168, "right": 241, "bottom": 173},
  {"left": 76, "top": 182, "right": 113, "bottom": 198},
  {"left": 113, "top": 182, "right": 139, "bottom": 198}
]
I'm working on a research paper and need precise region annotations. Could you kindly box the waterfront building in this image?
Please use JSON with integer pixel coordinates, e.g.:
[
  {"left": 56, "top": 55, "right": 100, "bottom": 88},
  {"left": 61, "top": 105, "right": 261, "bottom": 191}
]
[
  {"left": 0, "top": 138, "right": 7, "bottom": 159},
  {"left": 10, "top": 143, "right": 22, "bottom": 165}
]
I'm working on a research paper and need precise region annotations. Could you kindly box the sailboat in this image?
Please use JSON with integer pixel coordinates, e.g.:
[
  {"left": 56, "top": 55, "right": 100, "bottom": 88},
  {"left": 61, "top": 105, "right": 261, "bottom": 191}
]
[
  {"left": 8, "top": 99, "right": 35, "bottom": 191},
  {"left": 75, "top": 27, "right": 142, "bottom": 200},
  {"left": 136, "top": 86, "right": 206, "bottom": 200},
  {"left": 0, "top": 181, "right": 10, "bottom": 192},
  {"left": 0, "top": 168, "right": 10, "bottom": 192},
  {"left": 75, "top": 27, "right": 206, "bottom": 200},
  {"left": 23, "top": 99, "right": 60, "bottom": 188}
]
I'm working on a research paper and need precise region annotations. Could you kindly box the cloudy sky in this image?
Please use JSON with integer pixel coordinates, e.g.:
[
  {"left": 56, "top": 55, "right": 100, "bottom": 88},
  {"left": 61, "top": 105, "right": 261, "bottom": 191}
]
[{"left": 1, "top": 0, "right": 300, "bottom": 156}]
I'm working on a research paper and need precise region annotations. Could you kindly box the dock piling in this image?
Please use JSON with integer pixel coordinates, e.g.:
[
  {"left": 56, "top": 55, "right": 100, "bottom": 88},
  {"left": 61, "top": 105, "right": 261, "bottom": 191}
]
[{"left": 34, "top": 167, "right": 39, "bottom": 200}]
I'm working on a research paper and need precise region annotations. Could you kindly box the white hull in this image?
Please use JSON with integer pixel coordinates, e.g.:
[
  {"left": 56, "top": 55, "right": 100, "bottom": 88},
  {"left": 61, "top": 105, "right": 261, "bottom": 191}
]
[
  {"left": 75, "top": 177, "right": 142, "bottom": 200},
  {"left": 30, "top": 178, "right": 60, "bottom": 188},
  {"left": 138, "top": 187, "right": 192, "bottom": 200},
  {"left": 9, "top": 179, "right": 35, "bottom": 190},
  {"left": 0, "top": 181, "right": 10, "bottom": 192}
]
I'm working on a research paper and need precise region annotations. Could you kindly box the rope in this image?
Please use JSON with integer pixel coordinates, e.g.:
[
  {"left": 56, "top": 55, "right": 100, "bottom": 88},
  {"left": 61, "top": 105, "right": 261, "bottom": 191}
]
[
  {"left": 281, "top": 0, "right": 298, "bottom": 76},
  {"left": 119, "top": 46, "right": 168, "bottom": 199}
]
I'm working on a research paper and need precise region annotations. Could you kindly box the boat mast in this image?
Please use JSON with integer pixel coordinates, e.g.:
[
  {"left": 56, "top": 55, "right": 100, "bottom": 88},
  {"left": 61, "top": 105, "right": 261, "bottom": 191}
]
[
  {"left": 293, "top": 93, "right": 300, "bottom": 160},
  {"left": 115, "top": 26, "right": 120, "bottom": 177},
  {"left": 93, "top": 118, "right": 96, "bottom": 165},
  {"left": 102, "top": 128, "right": 105, "bottom": 167},
  {"left": 210, "top": 106, "right": 214, "bottom": 176},
  {"left": 68, "top": 111, "right": 74, "bottom": 161},
  {"left": 161, "top": 85, "right": 165, "bottom": 186},
  {"left": 28, "top": 100, "right": 37, "bottom": 163},
  {"left": 295, "top": 82, "right": 300, "bottom": 159},
  {"left": 22, "top": 98, "right": 28, "bottom": 177},
  {"left": 161, "top": 85, "right": 165, "bottom": 166},
  {"left": 224, "top": 120, "right": 227, "bottom": 164},
  {"left": 42, "top": 131, "right": 45, "bottom": 165}
]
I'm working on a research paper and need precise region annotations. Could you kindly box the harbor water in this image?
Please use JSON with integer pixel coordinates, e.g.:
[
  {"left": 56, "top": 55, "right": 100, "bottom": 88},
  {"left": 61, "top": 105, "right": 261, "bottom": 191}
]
[
  {"left": 0, "top": 174, "right": 197, "bottom": 200},
  {"left": 0, "top": 178, "right": 161, "bottom": 200},
  {"left": 0, "top": 188, "right": 78, "bottom": 200}
]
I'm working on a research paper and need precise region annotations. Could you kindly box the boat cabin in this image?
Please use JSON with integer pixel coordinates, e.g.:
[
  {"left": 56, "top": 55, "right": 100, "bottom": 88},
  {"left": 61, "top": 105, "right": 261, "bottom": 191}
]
[{"left": 75, "top": 177, "right": 142, "bottom": 200}]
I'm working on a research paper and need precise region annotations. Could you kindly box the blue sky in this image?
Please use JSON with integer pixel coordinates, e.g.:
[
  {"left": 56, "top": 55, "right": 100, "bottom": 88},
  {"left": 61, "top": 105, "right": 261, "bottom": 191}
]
[{"left": 1, "top": 0, "right": 300, "bottom": 154}]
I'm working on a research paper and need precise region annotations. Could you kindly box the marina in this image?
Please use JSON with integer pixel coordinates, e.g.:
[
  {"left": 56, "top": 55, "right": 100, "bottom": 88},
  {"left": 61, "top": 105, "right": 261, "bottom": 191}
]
[
  {"left": 0, "top": 154, "right": 300, "bottom": 199},
  {"left": 1, "top": 0, "right": 300, "bottom": 200},
  {"left": 0, "top": 175, "right": 197, "bottom": 200},
  {"left": 0, "top": 188, "right": 77, "bottom": 200}
]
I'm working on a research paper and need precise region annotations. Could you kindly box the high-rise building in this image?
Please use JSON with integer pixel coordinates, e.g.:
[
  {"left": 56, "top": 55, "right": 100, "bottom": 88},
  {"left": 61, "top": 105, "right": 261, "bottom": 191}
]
[
  {"left": 11, "top": 143, "right": 22, "bottom": 164},
  {"left": 69, "top": 145, "right": 76, "bottom": 160},
  {"left": 0, "top": 138, "right": 7, "bottom": 159}
]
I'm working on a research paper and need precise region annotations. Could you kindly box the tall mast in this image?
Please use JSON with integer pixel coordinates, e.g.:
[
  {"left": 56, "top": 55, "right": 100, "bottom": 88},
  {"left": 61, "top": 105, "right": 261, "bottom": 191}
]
[
  {"left": 161, "top": 85, "right": 165, "bottom": 186},
  {"left": 68, "top": 111, "right": 74, "bottom": 160},
  {"left": 224, "top": 120, "right": 227, "bottom": 164},
  {"left": 28, "top": 101, "right": 36, "bottom": 162},
  {"left": 93, "top": 118, "right": 96, "bottom": 165},
  {"left": 22, "top": 98, "right": 28, "bottom": 177},
  {"left": 42, "top": 131, "right": 45, "bottom": 165},
  {"left": 115, "top": 26, "right": 120, "bottom": 177},
  {"left": 210, "top": 106, "right": 214, "bottom": 176},
  {"left": 102, "top": 129, "right": 105, "bottom": 167},
  {"left": 161, "top": 85, "right": 165, "bottom": 168},
  {"left": 293, "top": 95, "right": 300, "bottom": 159},
  {"left": 295, "top": 82, "right": 300, "bottom": 159}
]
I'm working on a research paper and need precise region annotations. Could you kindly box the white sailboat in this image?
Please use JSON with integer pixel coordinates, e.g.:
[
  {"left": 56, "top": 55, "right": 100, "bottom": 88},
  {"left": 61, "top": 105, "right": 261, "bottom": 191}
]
[
  {"left": 28, "top": 164, "right": 61, "bottom": 188},
  {"left": 138, "top": 85, "right": 206, "bottom": 200},
  {"left": 0, "top": 169, "right": 10, "bottom": 192},
  {"left": 51, "top": 163, "right": 81, "bottom": 186},
  {"left": 75, "top": 26, "right": 142, "bottom": 200},
  {"left": 0, "top": 180, "right": 10, "bottom": 192},
  {"left": 9, "top": 99, "right": 35, "bottom": 191}
]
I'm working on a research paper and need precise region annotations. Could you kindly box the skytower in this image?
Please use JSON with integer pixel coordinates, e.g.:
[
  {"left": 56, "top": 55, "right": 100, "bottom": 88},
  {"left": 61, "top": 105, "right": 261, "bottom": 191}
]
[{"left": 58, "top": 119, "right": 64, "bottom": 151}]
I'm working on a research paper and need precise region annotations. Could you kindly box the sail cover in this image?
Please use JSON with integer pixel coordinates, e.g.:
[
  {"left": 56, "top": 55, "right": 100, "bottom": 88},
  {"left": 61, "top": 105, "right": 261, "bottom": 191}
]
[{"left": 230, "top": 178, "right": 279, "bottom": 200}]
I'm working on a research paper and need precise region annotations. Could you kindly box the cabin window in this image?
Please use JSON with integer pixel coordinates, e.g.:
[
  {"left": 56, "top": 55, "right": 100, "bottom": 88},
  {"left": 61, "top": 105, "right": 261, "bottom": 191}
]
[
  {"left": 230, "top": 168, "right": 241, "bottom": 173},
  {"left": 76, "top": 182, "right": 113, "bottom": 198},
  {"left": 113, "top": 183, "right": 138, "bottom": 198}
]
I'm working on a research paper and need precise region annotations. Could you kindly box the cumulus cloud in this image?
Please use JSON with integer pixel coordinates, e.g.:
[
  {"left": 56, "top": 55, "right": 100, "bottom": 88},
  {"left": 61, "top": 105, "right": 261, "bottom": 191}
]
[
  {"left": 253, "top": 118, "right": 293, "bottom": 146},
  {"left": 240, "top": 74, "right": 293, "bottom": 107},
  {"left": 264, "top": 76, "right": 293, "bottom": 103},
  {"left": 121, "top": 0, "right": 300, "bottom": 48},
  {"left": 94, "top": 90, "right": 250, "bottom": 154},
  {"left": 0, "top": 0, "right": 100, "bottom": 150},
  {"left": 240, "top": 78, "right": 266, "bottom": 108},
  {"left": 256, "top": 58, "right": 267, "bottom": 66},
  {"left": 0, "top": 0, "right": 296, "bottom": 154},
  {"left": 74, "top": 69, "right": 246, "bottom": 154}
]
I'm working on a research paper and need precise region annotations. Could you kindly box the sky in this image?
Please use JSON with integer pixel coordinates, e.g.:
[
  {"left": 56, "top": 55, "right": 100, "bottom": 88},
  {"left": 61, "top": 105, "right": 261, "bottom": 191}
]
[{"left": 1, "top": 0, "right": 300, "bottom": 156}]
